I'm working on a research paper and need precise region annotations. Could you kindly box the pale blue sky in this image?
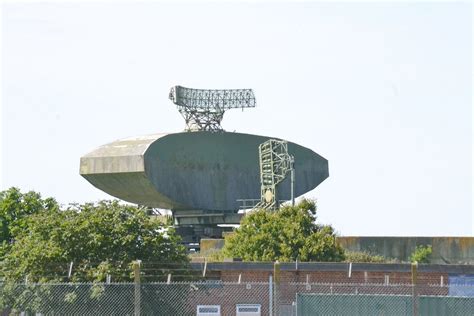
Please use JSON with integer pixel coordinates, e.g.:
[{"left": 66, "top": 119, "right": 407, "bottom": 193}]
[{"left": 1, "top": 2, "right": 472, "bottom": 236}]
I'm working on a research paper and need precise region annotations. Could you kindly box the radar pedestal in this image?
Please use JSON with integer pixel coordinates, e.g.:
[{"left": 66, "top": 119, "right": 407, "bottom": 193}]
[
  {"left": 173, "top": 210, "right": 242, "bottom": 250},
  {"left": 168, "top": 85, "right": 257, "bottom": 248}
]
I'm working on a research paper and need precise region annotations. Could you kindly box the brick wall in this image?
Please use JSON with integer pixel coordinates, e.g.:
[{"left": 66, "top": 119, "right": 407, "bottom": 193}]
[
  {"left": 186, "top": 262, "right": 473, "bottom": 315},
  {"left": 220, "top": 268, "right": 448, "bottom": 286}
]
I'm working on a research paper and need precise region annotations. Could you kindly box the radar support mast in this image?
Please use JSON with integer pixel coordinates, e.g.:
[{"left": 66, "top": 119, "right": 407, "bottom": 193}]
[
  {"left": 169, "top": 85, "right": 256, "bottom": 132},
  {"left": 256, "top": 139, "right": 294, "bottom": 210}
]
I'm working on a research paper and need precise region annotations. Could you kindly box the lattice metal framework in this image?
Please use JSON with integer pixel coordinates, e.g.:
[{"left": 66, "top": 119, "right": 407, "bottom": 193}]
[
  {"left": 169, "top": 85, "right": 256, "bottom": 132},
  {"left": 256, "top": 139, "right": 294, "bottom": 210}
]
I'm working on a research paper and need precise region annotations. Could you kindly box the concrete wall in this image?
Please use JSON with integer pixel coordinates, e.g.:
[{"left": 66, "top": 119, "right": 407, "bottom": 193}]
[
  {"left": 200, "top": 237, "right": 474, "bottom": 264},
  {"left": 200, "top": 238, "right": 225, "bottom": 252},
  {"left": 338, "top": 237, "right": 474, "bottom": 264}
]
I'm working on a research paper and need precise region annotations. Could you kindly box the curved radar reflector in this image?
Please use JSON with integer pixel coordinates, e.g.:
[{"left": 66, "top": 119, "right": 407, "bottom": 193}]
[
  {"left": 169, "top": 85, "right": 256, "bottom": 132},
  {"left": 79, "top": 131, "right": 329, "bottom": 212}
]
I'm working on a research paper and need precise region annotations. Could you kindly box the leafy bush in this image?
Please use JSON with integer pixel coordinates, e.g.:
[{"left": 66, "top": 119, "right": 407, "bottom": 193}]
[
  {"left": 223, "top": 199, "right": 345, "bottom": 262},
  {"left": 343, "top": 251, "right": 386, "bottom": 263},
  {"left": 409, "top": 245, "right": 432, "bottom": 263}
]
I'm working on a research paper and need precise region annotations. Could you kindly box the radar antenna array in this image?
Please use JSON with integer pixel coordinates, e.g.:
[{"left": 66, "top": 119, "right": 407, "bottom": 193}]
[{"left": 169, "top": 85, "right": 256, "bottom": 132}]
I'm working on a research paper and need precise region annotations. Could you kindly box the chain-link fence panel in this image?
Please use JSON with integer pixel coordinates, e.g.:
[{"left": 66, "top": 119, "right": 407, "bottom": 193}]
[
  {"left": 1, "top": 281, "right": 473, "bottom": 315},
  {"left": 419, "top": 296, "right": 474, "bottom": 316},
  {"left": 296, "top": 294, "right": 413, "bottom": 316},
  {"left": 0, "top": 282, "right": 271, "bottom": 316},
  {"left": 296, "top": 293, "right": 474, "bottom": 316},
  {"left": 0, "top": 282, "right": 135, "bottom": 315},
  {"left": 292, "top": 283, "right": 474, "bottom": 316},
  {"left": 140, "top": 282, "right": 270, "bottom": 315}
]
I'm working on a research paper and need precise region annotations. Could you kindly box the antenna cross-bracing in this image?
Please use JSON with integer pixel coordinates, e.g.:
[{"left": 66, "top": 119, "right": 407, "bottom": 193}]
[
  {"left": 169, "top": 85, "right": 256, "bottom": 132},
  {"left": 256, "top": 139, "right": 294, "bottom": 210}
]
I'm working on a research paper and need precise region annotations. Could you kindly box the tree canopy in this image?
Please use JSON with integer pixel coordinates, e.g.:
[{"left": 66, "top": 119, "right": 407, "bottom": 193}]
[
  {"left": 0, "top": 187, "right": 59, "bottom": 258},
  {"left": 1, "top": 188, "right": 188, "bottom": 283},
  {"left": 223, "top": 199, "right": 345, "bottom": 262}
]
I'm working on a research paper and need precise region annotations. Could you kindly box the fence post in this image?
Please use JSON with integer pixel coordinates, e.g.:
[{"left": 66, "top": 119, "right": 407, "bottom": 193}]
[
  {"left": 202, "top": 258, "right": 207, "bottom": 278},
  {"left": 412, "top": 262, "right": 418, "bottom": 316},
  {"left": 133, "top": 260, "right": 141, "bottom": 316},
  {"left": 68, "top": 261, "right": 74, "bottom": 279},
  {"left": 274, "top": 261, "right": 280, "bottom": 316},
  {"left": 269, "top": 274, "right": 273, "bottom": 316}
]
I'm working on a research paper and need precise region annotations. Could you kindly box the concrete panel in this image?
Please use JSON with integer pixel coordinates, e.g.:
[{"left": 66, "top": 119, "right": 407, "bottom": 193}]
[
  {"left": 80, "top": 131, "right": 329, "bottom": 211},
  {"left": 201, "top": 239, "right": 225, "bottom": 252},
  {"left": 338, "top": 237, "right": 474, "bottom": 264}
]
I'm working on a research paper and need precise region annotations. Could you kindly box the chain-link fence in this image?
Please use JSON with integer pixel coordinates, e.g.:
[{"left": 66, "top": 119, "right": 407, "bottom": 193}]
[
  {"left": 1, "top": 281, "right": 473, "bottom": 315},
  {"left": 293, "top": 284, "right": 474, "bottom": 316},
  {"left": 0, "top": 282, "right": 270, "bottom": 316}
]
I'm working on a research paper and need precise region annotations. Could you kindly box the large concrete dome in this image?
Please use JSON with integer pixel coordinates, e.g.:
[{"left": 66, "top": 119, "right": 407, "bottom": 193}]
[{"left": 80, "top": 131, "right": 329, "bottom": 211}]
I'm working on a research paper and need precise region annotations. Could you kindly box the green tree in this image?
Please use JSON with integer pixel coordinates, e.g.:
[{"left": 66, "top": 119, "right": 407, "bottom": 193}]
[
  {"left": 2, "top": 199, "right": 188, "bottom": 283},
  {"left": 0, "top": 187, "right": 59, "bottom": 258},
  {"left": 223, "top": 199, "right": 345, "bottom": 262}
]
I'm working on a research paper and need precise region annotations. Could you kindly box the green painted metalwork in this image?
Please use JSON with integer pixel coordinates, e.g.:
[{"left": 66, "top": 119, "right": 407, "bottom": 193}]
[
  {"left": 419, "top": 296, "right": 474, "bottom": 316},
  {"left": 296, "top": 294, "right": 413, "bottom": 316},
  {"left": 296, "top": 294, "right": 474, "bottom": 316},
  {"left": 256, "top": 139, "right": 294, "bottom": 210}
]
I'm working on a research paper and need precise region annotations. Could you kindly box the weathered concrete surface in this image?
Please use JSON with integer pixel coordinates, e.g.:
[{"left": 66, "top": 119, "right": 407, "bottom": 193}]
[
  {"left": 80, "top": 131, "right": 329, "bottom": 211},
  {"left": 80, "top": 133, "right": 182, "bottom": 209},
  {"left": 200, "top": 239, "right": 225, "bottom": 252},
  {"left": 338, "top": 236, "right": 474, "bottom": 264},
  {"left": 174, "top": 212, "right": 243, "bottom": 225},
  {"left": 197, "top": 237, "right": 474, "bottom": 265}
]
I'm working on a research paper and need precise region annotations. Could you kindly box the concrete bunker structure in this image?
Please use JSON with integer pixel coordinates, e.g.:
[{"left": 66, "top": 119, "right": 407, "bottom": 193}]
[
  {"left": 80, "top": 86, "right": 329, "bottom": 245},
  {"left": 80, "top": 131, "right": 329, "bottom": 243}
]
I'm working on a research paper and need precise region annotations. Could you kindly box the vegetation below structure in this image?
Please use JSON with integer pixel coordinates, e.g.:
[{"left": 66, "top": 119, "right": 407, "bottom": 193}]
[{"left": 0, "top": 187, "right": 189, "bottom": 283}]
